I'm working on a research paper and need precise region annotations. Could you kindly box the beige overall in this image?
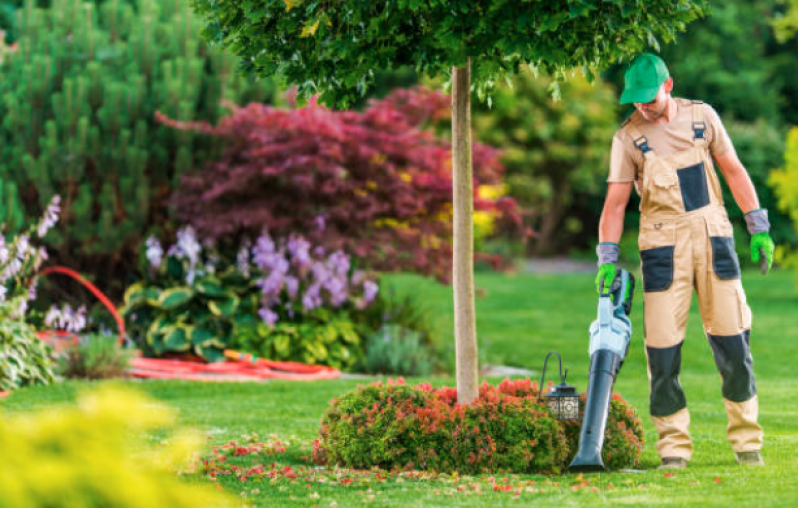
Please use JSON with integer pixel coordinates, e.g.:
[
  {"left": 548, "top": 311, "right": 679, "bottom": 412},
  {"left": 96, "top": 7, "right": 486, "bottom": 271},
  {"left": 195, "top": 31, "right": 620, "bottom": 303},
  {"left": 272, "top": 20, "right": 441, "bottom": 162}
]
[{"left": 625, "top": 102, "right": 762, "bottom": 461}]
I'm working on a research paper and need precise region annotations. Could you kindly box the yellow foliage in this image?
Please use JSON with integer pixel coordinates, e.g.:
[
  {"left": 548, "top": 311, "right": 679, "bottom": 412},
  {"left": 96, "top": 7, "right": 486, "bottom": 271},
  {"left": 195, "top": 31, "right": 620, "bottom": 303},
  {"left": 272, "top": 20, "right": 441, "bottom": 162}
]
[
  {"left": 300, "top": 19, "right": 320, "bottom": 38},
  {"left": 477, "top": 183, "right": 507, "bottom": 201},
  {"left": 770, "top": 127, "right": 798, "bottom": 280},
  {"left": 473, "top": 210, "right": 496, "bottom": 238},
  {"left": 0, "top": 385, "right": 235, "bottom": 508}
]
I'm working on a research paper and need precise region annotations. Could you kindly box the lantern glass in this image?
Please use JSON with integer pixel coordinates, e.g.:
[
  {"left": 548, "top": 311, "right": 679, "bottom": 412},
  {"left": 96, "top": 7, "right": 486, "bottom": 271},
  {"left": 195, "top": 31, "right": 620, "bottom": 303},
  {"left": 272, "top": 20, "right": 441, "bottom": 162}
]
[{"left": 545, "top": 385, "right": 580, "bottom": 421}]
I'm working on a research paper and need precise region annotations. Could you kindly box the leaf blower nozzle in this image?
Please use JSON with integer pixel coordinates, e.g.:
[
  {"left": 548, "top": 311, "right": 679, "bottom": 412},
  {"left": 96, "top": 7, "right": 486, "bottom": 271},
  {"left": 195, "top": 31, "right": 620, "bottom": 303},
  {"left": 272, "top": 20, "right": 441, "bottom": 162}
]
[{"left": 568, "top": 268, "right": 635, "bottom": 472}]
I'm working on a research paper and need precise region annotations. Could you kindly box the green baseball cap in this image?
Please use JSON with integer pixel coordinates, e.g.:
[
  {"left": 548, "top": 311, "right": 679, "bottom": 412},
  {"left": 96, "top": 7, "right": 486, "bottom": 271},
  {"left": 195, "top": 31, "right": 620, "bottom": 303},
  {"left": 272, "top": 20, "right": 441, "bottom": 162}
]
[{"left": 619, "top": 53, "right": 670, "bottom": 105}]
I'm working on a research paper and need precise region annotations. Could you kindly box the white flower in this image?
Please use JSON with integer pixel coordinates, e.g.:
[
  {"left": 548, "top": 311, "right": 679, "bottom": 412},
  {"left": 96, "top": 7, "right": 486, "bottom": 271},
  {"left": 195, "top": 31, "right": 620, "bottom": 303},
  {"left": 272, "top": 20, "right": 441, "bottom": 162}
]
[{"left": 145, "top": 236, "right": 164, "bottom": 270}]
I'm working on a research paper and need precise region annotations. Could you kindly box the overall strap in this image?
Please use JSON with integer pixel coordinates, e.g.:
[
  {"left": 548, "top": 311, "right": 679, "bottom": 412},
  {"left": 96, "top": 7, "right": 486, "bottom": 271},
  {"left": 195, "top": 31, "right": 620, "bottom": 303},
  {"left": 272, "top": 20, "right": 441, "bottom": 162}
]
[
  {"left": 624, "top": 121, "right": 653, "bottom": 158},
  {"left": 691, "top": 100, "right": 707, "bottom": 147}
]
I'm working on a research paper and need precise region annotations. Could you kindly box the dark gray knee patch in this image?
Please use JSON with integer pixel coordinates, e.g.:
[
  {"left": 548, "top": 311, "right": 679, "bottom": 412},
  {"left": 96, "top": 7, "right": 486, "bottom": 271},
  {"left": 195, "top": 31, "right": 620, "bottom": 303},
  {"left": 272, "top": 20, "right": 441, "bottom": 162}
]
[
  {"left": 707, "top": 330, "right": 756, "bottom": 402},
  {"left": 647, "top": 342, "right": 687, "bottom": 417}
]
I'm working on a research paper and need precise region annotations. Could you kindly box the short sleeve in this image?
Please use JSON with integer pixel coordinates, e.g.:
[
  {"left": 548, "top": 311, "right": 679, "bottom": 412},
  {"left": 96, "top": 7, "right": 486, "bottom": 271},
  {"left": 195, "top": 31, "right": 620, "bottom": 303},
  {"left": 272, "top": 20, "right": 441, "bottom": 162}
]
[
  {"left": 704, "top": 104, "right": 734, "bottom": 157},
  {"left": 607, "top": 131, "right": 637, "bottom": 183}
]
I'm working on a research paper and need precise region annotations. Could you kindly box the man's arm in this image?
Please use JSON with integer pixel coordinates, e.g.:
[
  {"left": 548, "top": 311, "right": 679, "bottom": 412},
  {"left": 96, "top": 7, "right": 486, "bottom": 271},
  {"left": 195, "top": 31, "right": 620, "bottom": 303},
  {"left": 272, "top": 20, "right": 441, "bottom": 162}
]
[
  {"left": 598, "top": 182, "right": 634, "bottom": 244},
  {"left": 714, "top": 149, "right": 760, "bottom": 214},
  {"left": 714, "top": 148, "right": 775, "bottom": 274}
]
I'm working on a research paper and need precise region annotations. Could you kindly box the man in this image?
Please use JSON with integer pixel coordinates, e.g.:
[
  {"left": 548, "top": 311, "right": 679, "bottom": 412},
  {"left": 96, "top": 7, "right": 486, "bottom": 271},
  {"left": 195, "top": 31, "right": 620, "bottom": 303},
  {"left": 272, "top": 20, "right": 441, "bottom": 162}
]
[{"left": 595, "top": 53, "right": 775, "bottom": 470}]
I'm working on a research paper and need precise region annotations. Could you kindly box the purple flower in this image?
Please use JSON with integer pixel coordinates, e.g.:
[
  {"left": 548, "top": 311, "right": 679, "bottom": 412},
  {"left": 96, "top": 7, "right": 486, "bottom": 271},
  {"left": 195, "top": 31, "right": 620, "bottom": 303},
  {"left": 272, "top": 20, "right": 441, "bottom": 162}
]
[
  {"left": 302, "top": 283, "right": 322, "bottom": 311},
  {"left": 285, "top": 276, "right": 299, "bottom": 299},
  {"left": 37, "top": 195, "right": 61, "bottom": 238},
  {"left": 258, "top": 307, "right": 278, "bottom": 326},
  {"left": 324, "top": 276, "right": 349, "bottom": 307},
  {"left": 0, "top": 236, "right": 8, "bottom": 265},
  {"left": 16, "top": 234, "right": 30, "bottom": 261},
  {"left": 288, "top": 235, "right": 312, "bottom": 269},
  {"left": 327, "top": 250, "right": 350, "bottom": 277},
  {"left": 253, "top": 232, "right": 276, "bottom": 262},
  {"left": 314, "top": 214, "right": 327, "bottom": 232},
  {"left": 363, "top": 280, "right": 379, "bottom": 304},
  {"left": 167, "top": 227, "right": 202, "bottom": 284}
]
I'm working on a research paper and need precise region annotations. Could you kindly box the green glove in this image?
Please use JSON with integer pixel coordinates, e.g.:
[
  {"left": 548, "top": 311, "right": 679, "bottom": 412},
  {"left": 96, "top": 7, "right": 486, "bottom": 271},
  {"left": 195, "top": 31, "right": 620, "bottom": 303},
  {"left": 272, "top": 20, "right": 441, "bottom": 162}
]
[
  {"left": 750, "top": 232, "right": 775, "bottom": 274},
  {"left": 595, "top": 263, "right": 617, "bottom": 296}
]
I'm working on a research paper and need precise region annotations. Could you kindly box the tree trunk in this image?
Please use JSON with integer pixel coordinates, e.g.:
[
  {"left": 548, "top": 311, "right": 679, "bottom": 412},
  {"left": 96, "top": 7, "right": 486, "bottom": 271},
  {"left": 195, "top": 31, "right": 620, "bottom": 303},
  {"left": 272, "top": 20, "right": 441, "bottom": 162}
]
[{"left": 451, "top": 59, "right": 479, "bottom": 405}]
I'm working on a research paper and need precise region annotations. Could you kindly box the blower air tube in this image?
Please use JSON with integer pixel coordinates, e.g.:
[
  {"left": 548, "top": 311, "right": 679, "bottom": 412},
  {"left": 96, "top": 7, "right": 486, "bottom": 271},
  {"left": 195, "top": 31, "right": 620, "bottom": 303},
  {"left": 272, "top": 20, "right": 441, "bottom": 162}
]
[{"left": 567, "top": 349, "right": 623, "bottom": 472}]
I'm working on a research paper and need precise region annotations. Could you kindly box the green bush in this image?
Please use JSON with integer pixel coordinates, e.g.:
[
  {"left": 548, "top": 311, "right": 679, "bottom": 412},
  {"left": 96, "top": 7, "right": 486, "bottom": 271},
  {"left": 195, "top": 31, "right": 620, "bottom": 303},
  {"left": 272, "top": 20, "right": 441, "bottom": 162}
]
[
  {"left": 351, "top": 286, "right": 443, "bottom": 374},
  {"left": 771, "top": 127, "right": 798, "bottom": 279},
  {"left": 0, "top": 0, "right": 275, "bottom": 296},
  {"left": 360, "top": 325, "right": 433, "bottom": 377},
  {"left": 0, "top": 385, "right": 235, "bottom": 507},
  {"left": 314, "top": 378, "right": 643, "bottom": 474},
  {"left": 56, "top": 332, "right": 133, "bottom": 379},
  {"left": 232, "top": 307, "right": 364, "bottom": 371}
]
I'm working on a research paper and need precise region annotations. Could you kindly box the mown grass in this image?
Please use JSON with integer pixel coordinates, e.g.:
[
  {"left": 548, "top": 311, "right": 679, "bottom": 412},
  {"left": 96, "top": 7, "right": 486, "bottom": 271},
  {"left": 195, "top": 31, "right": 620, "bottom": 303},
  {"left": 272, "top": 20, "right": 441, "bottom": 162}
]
[{"left": 3, "top": 268, "right": 797, "bottom": 507}]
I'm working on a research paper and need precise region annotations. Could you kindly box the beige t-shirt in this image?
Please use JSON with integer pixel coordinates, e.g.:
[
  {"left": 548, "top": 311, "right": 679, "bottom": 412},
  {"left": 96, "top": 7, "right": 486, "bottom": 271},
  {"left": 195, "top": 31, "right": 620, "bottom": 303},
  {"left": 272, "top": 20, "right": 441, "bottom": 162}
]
[{"left": 607, "top": 98, "right": 734, "bottom": 184}]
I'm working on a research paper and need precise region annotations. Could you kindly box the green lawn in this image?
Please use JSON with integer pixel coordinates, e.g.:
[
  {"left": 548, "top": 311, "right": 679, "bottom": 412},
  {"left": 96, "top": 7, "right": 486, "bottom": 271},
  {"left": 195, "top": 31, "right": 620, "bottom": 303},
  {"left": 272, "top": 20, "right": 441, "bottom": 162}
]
[{"left": 3, "top": 268, "right": 798, "bottom": 507}]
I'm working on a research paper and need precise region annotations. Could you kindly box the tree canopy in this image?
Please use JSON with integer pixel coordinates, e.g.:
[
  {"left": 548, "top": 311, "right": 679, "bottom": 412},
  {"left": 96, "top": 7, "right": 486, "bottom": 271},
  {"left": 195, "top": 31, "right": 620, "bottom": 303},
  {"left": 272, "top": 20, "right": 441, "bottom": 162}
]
[{"left": 192, "top": 0, "right": 708, "bottom": 108}]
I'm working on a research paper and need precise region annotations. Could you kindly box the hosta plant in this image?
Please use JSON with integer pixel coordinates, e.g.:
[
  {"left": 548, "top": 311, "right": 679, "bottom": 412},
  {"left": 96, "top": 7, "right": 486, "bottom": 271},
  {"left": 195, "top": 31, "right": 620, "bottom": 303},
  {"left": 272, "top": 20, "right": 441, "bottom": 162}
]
[
  {"left": 123, "top": 227, "right": 379, "bottom": 365},
  {"left": 0, "top": 195, "right": 61, "bottom": 391}
]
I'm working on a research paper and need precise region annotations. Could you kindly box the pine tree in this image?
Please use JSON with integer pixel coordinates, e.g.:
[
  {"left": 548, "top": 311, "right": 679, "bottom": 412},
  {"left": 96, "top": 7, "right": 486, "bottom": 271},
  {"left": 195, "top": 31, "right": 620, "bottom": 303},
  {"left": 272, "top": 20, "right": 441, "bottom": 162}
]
[{"left": 0, "top": 0, "right": 276, "bottom": 294}]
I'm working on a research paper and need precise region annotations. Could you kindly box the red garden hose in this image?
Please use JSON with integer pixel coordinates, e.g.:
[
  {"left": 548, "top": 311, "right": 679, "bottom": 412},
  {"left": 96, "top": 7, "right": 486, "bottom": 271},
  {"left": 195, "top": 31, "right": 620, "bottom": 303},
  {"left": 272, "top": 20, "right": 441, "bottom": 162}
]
[{"left": 37, "top": 266, "right": 126, "bottom": 346}]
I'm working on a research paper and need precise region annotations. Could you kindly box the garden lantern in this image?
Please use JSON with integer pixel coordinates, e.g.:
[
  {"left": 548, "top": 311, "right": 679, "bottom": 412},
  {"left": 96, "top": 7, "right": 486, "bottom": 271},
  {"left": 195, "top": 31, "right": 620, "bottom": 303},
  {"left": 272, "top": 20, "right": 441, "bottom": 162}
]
[{"left": 538, "top": 350, "right": 579, "bottom": 421}]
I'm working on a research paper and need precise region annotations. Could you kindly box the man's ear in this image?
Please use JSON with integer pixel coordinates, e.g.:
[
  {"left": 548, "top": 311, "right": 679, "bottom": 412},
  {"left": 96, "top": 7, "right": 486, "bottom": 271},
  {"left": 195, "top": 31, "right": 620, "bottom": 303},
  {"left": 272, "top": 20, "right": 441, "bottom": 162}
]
[{"left": 663, "top": 78, "right": 674, "bottom": 94}]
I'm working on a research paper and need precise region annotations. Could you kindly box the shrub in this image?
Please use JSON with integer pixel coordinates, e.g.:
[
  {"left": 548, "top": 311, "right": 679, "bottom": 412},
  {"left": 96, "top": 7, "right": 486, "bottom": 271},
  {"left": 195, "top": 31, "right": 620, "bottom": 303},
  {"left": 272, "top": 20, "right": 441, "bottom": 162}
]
[
  {"left": 471, "top": 72, "right": 618, "bottom": 256},
  {"left": 314, "top": 378, "right": 642, "bottom": 474},
  {"left": 361, "top": 325, "right": 433, "bottom": 377},
  {"left": 771, "top": 127, "right": 798, "bottom": 279},
  {"left": 123, "top": 227, "right": 379, "bottom": 366},
  {"left": 160, "top": 86, "right": 519, "bottom": 283},
  {"left": 56, "top": 332, "right": 133, "bottom": 380},
  {"left": 0, "top": 0, "right": 275, "bottom": 297},
  {"left": 352, "top": 286, "right": 443, "bottom": 374},
  {"left": 0, "top": 385, "right": 235, "bottom": 507}
]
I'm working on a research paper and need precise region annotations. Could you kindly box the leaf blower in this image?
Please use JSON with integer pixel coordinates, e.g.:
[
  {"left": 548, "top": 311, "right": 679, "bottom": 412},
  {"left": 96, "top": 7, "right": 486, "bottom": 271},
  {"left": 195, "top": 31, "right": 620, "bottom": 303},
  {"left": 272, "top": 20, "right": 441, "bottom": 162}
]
[{"left": 568, "top": 268, "right": 635, "bottom": 472}]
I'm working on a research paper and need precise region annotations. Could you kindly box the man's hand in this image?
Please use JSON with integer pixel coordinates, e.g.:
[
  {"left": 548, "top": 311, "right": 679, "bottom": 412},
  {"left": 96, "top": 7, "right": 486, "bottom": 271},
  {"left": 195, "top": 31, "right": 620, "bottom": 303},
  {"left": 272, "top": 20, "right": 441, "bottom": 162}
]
[
  {"left": 596, "top": 263, "right": 617, "bottom": 296},
  {"left": 745, "top": 209, "right": 774, "bottom": 275},
  {"left": 750, "top": 232, "right": 775, "bottom": 274}
]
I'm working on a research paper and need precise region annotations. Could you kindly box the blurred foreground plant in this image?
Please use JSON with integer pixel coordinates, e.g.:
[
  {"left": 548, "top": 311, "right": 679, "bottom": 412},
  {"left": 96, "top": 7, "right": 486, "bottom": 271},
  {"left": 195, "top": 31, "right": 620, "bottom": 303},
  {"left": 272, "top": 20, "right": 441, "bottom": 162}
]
[{"left": 0, "top": 385, "right": 234, "bottom": 507}]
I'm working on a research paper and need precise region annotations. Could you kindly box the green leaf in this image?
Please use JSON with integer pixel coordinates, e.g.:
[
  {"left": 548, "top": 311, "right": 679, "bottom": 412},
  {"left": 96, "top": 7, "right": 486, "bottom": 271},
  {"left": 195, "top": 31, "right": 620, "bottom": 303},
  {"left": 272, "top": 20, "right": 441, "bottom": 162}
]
[
  {"left": 123, "top": 283, "right": 160, "bottom": 309},
  {"left": 157, "top": 287, "right": 194, "bottom": 310},
  {"left": 196, "top": 277, "right": 226, "bottom": 297},
  {"left": 208, "top": 294, "right": 239, "bottom": 317},
  {"left": 163, "top": 326, "right": 191, "bottom": 351}
]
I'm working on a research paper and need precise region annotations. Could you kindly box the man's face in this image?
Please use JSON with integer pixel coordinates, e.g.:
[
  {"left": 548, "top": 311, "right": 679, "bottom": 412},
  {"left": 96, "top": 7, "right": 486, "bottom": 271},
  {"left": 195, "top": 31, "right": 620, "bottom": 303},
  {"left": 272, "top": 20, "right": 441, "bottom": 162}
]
[{"left": 633, "top": 79, "right": 672, "bottom": 121}]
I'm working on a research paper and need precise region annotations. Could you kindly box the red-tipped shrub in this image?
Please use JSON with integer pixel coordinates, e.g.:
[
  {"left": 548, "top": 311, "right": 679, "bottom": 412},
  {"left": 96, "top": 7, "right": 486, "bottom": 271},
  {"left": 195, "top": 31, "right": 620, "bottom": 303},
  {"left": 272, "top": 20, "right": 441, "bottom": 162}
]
[
  {"left": 313, "top": 378, "right": 643, "bottom": 474},
  {"left": 158, "top": 87, "right": 520, "bottom": 283},
  {"left": 314, "top": 377, "right": 643, "bottom": 474}
]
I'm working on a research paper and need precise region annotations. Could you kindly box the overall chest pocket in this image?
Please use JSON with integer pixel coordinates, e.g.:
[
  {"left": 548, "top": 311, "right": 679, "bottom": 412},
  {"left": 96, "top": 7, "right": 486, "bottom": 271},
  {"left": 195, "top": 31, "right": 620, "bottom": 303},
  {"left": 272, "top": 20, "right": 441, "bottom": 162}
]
[
  {"left": 676, "top": 161, "right": 711, "bottom": 212},
  {"left": 639, "top": 220, "right": 676, "bottom": 292}
]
